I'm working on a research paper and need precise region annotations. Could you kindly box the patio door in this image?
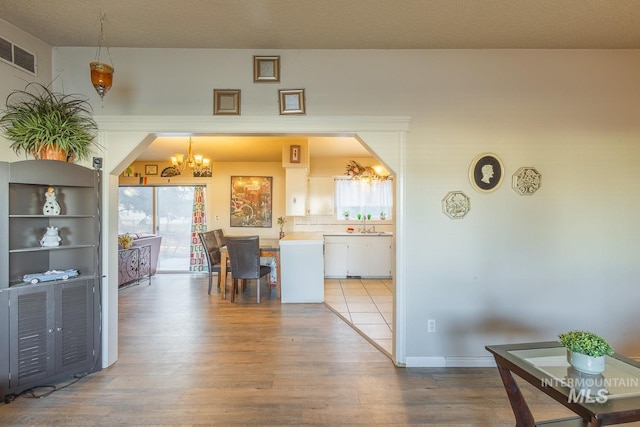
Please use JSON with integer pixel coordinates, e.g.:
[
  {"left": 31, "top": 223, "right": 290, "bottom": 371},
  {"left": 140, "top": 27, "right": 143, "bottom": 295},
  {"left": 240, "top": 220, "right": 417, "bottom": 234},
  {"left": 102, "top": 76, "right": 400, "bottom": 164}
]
[{"left": 118, "top": 185, "right": 199, "bottom": 271}]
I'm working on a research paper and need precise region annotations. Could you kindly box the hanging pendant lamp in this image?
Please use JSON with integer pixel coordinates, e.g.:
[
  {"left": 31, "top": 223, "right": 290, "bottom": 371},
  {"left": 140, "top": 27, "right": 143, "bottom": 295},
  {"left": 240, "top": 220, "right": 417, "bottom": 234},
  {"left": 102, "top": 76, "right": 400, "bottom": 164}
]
[{"left": 90, "top": 13, "right": 114, "bottom": 101}]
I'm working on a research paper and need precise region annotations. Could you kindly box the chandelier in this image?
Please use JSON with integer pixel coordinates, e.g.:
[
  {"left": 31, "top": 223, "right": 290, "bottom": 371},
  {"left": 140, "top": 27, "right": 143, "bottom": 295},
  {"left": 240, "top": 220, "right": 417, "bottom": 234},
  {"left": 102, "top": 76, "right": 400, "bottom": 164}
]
[
  {"left": 345, "top": 160, "right": 389, "bottom": 182},
  {"left": 171, "top": 138, "right": 211, "bottom": 177},
  {"left": 89, "top": 13, "right": 114, "bottom": 102}
]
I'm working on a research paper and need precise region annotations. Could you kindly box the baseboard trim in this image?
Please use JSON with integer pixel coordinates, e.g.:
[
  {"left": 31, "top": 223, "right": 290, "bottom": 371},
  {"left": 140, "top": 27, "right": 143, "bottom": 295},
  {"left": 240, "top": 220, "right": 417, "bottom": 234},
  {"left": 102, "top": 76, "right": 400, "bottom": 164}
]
[{"left": 405, "top": 356, "right": 496, "bottom": 368}]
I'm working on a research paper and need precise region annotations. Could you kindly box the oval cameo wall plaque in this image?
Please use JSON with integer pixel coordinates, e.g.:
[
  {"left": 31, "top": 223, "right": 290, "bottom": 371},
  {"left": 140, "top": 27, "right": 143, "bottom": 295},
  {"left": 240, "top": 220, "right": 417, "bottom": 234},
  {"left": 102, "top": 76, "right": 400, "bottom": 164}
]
[{"left": 469, "top": 153, "right": 504, "bottom": 193}]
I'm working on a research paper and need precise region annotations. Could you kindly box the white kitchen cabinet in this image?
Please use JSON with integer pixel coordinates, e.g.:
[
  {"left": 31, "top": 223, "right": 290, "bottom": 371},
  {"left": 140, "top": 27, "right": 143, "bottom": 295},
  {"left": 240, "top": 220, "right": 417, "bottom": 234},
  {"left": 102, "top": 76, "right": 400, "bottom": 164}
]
[
  {"left": 324, "top": 234, "right": 392, "bottom": 278},
  {"left": 324, "top": 236, "right": 347, "bottom": 278},
  {"left": 347, "top": 236, "right": 370, "bottom": 276},
  {"left": 308, "top": 176, "right": 334, "bottom": 216},
  {"left": 368, "top": 236, "right": 393, "bottom": 277},
  {"left": 285, "top": 168, "right": 307, "bottom": 216}
]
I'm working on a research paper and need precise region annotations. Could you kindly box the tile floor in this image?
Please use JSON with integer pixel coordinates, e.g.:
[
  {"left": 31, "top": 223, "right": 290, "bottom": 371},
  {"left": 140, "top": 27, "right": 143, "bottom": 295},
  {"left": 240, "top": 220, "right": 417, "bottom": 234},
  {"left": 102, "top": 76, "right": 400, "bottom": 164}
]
[{"left": 324, "top": 278, "right": 393, "bottom": 356}]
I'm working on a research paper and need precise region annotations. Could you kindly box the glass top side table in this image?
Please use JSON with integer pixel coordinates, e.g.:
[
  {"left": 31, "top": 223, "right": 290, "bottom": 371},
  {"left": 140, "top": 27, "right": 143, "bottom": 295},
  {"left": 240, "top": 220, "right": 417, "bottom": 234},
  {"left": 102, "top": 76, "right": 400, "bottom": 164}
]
[{"left": 486, "top": 341, "right": 640, "bottom": 427}]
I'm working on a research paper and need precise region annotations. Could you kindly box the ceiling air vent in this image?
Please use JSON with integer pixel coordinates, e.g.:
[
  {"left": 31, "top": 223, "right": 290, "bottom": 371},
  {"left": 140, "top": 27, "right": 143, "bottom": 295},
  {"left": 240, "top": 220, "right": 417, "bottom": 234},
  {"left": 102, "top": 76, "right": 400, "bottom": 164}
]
[{"left": 0, "top": 35, "right": 37, "bottom": 76}]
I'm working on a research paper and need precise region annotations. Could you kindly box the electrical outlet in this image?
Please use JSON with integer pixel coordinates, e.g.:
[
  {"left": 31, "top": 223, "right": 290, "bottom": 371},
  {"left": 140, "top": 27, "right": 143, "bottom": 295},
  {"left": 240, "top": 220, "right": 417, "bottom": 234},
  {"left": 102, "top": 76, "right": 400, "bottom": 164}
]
[
  {"left": 215, "top": 215, "right": 220, "bottom": 221},
  {"left": 427, "top": 319, "right": 436, "bottom": 333}
]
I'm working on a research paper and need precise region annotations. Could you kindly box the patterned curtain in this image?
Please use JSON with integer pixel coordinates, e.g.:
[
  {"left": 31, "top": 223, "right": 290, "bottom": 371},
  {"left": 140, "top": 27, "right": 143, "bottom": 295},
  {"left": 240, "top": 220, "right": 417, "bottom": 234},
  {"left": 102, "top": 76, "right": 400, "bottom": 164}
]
[{"left": 189, "top": 185, "right": 207, "bottom": 272}]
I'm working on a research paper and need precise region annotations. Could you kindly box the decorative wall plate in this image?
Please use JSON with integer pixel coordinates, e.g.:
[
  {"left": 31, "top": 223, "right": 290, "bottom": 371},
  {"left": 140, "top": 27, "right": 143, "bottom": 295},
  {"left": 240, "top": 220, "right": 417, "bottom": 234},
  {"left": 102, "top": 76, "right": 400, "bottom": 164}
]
[
  {"left": 161, "top": 166, "right": 181, "bottom": 177},
  {"left": 512, "top": 167, "right": 541, "bottom": 195},
  {"left": 442, "top": 191, "right": 470, "bottom": 219}
]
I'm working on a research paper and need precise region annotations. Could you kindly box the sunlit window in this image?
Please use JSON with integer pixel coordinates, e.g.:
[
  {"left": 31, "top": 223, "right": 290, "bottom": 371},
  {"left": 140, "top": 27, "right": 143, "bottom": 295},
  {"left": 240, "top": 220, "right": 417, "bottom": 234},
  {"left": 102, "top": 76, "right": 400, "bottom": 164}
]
[{"left": 335, "top": 179, "right": 392, "bottom": 220}]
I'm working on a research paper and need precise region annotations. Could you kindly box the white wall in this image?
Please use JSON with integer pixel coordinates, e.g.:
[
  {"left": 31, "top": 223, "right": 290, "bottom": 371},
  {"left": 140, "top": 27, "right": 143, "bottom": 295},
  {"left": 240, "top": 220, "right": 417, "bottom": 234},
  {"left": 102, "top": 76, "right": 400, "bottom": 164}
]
[
  {"left": 0, "top": 18, "right": 53, "bottom": 160},
  {"left": 3, "top": 35, "right": 640, "bottom": 365}
]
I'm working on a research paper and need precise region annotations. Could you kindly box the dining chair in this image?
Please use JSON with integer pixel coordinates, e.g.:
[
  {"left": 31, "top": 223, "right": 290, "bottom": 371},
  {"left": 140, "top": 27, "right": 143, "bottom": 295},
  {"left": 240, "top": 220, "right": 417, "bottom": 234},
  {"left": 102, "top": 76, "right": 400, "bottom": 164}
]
[
  {"left": 198, "top": 231, "right": 231, "bottom": 295},
  {"left": 212, "top": 228, "right": 226, "bottom": 248},
  {"left": 225, "top": 236, "right": 272, "bottom": 303}
]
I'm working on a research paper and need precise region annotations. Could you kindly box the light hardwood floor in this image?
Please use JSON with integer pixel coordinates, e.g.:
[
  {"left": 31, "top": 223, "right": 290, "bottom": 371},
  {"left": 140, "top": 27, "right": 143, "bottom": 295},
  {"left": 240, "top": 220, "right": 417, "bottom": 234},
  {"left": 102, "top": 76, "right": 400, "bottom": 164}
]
[{"left": 0, "top": 274, "right": 591, "bottom": 425}]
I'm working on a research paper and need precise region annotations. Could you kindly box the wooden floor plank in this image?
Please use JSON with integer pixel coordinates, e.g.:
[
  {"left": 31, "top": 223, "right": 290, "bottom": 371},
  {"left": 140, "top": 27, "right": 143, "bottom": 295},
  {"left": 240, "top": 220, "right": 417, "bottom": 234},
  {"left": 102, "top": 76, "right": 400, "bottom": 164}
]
[{"left": 0, "top": 274, "right": 610, "bottom": 425}]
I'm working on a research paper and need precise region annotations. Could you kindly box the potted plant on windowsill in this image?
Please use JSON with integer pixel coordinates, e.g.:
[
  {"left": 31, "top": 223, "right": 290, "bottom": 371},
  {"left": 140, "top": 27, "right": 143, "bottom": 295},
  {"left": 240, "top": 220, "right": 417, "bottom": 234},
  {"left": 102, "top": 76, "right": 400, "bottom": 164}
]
[
  {"left": 0, "top": 82, "right": 99, "bottom": 162},
  {"left": 559, "top": 330, "right": 613, "bottom": 374}
]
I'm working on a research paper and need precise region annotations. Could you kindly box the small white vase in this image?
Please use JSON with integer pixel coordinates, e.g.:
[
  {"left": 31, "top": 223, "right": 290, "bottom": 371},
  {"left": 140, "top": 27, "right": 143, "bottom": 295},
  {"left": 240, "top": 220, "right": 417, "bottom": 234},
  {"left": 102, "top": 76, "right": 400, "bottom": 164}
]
[{"left": 567, "top": 350, "right": 606, "bottom": 374}]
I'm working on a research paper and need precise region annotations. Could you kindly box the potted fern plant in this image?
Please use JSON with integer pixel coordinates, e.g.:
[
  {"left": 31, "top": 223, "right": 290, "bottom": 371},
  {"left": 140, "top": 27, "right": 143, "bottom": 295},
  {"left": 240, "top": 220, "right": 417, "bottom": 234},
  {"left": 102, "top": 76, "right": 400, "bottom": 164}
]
[
  {"left": 559, "top": 330, "right": 613, "bottom": 374},
  {"left": 0, "top": 82, "right": 99, "bottom": 162}
]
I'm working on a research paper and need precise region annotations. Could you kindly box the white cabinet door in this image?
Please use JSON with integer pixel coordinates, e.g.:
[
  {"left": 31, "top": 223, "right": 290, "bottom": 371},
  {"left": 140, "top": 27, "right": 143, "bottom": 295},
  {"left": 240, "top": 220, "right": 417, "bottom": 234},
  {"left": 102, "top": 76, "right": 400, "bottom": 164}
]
[
  {"left": 324, "top": 236, "right": 347, "bottom": 278},
  {"left": 308, "top": 177, "right": 335, "bottom": 216},
  {"left": 368, "top": 236, "right": 392, "bottom": 277},
  {"left": 285, "top": 168, "right": 307, "bottom": 216},
  {"left": 347, "top": 236, "right": 369, "bottom": 277}
]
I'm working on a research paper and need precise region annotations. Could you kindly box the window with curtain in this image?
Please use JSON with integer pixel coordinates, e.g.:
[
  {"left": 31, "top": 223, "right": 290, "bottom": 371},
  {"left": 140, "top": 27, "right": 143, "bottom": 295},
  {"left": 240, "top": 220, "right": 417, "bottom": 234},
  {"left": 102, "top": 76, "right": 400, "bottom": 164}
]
[{"left": 335, "top": 178, "right": 393, "bottom": 220}]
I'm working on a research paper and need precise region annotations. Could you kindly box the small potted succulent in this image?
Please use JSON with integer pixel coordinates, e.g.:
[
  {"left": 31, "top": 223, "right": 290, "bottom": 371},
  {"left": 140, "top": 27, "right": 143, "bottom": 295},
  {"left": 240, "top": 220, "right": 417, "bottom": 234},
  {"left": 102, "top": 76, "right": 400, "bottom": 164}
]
[
  {"left": 559, "top": 330, "right": 613, "bottom": 374},
  {"left": 343, "top": 211, "right": 350, "bottom": 220}
]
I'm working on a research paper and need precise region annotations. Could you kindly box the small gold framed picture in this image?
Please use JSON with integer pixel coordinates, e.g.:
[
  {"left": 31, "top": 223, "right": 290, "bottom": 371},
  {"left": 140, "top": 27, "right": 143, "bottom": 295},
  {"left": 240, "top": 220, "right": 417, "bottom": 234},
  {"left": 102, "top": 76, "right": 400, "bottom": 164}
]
[
  {"left": 253, "top": 56, "right": 280, "bottom": 82},
  {"left": 145, "top": 164, "right": 158, "bottom": 175},
  {"left": 279, "top": 89, "right": 305, "bottom": 115},
  {"left": 213, "top": 89, "right": 241, "bottom": 115}
]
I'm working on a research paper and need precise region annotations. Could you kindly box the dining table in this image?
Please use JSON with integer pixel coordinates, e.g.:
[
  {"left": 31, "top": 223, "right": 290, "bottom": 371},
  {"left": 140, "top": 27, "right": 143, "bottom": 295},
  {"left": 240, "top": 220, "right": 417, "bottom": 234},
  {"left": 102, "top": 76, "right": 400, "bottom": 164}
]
[{"left": 219, "top": 237, "right": 281, "bottom": 300}]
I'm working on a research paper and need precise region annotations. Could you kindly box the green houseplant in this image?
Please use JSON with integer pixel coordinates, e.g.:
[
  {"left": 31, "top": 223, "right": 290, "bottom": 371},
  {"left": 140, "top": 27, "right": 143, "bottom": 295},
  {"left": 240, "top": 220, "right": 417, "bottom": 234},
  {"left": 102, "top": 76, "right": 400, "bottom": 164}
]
[
  {"left": 559, "top": 330, "right": 613, "bottom": 374},
  {"left": 277, "top": 216, "right": 287, "bottom": 238},
  {"left": 0, "top": 82, "right": 99, "bottom": 162}
]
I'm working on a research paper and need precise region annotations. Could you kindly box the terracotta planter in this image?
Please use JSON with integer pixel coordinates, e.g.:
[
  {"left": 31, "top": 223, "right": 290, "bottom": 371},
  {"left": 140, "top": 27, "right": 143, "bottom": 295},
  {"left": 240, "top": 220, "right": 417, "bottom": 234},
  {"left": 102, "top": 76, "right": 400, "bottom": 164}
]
[{"left": 34, "top": 146, "right": 70, "bottom": 162}]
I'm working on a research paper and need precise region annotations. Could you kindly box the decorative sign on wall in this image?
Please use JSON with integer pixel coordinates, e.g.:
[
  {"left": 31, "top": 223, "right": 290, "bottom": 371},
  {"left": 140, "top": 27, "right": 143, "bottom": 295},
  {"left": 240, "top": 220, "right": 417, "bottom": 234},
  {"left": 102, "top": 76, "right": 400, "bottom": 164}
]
[
  {"left": 512, "top": 167, "right": 542, "bottom": 195},
  {"left": 469, "top": 153, "right": 503, "bottom": 193},
  {"left": 230, "top": 176, "right": 273, "bottom": 228},
  {"left": 442, "top": 191, "right": 471, "bottom": 219}
]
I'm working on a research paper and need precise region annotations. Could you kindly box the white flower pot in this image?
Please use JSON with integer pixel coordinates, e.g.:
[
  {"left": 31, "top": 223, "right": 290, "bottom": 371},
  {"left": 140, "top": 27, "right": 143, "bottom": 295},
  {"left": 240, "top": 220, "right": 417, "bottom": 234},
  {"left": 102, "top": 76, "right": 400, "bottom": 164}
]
[{"left": 567, "top": 350, "right": 606, "bottom": 374}]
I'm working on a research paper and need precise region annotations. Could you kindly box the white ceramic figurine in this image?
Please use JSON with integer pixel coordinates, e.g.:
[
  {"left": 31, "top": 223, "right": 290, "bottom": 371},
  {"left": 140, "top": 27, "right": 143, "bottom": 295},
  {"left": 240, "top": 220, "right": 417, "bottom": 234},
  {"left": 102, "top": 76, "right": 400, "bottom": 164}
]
[
  {"left": 40, "top": 226, "right": 61, "bottom": 247},
  {"left": 43, "top": 187, "right": 61, "bottom": 215}
]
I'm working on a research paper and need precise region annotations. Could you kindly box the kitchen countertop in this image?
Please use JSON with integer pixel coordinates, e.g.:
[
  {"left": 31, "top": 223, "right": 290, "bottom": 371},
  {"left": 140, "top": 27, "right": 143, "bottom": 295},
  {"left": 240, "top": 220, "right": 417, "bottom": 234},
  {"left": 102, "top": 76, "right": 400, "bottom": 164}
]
[
  {"left": 280, "top": 232, "right": 325, "bottom": 243},
  {"left": 323, "top": 231, "right": 393, "bottom": 236}
]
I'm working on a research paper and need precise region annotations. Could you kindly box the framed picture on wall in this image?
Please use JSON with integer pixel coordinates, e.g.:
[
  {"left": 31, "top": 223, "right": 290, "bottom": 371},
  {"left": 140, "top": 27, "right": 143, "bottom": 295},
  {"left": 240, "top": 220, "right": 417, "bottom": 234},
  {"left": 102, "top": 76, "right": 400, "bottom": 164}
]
[
  {"left": 213, "top": 89, "right": 241, "bottom": 115},
  {"left": 253, "top": 56, "right": 280, "bottom": 82},
  {"left": 290, "top": 145, "right": 301, "bottom": 163},
  {"left": 145, "top": 164, "right": 158, "bottom": 175},
  {"left": 230, "top": 176, "right": 273, "bottom": 228},
  {"left": 469, "top": 153, "right": 504, "bottom": 193},
  {"left": 279, "top": 89, "right": 305, "bottom": 115}
]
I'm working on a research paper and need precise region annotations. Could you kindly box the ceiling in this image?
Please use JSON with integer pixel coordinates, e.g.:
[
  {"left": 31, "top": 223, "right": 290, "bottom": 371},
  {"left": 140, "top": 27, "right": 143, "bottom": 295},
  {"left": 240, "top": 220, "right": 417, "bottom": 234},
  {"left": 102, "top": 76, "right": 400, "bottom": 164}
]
[
  {"left": 143, "top": 135, "right": 371, "bottom": 163},
  {"left": 1, "top": 0, "right": 639, "bottom": 49},
  {"left": 2, "top": 0, "right": 638, "bottom": 163}
]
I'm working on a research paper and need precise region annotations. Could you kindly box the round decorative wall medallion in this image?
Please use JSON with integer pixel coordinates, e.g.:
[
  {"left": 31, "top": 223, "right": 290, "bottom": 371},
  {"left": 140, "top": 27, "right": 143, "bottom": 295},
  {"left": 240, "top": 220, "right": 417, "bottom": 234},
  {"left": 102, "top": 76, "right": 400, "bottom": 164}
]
[
  {"left": 442, "top": 191, "right": 470, "bottom": 219},
  {"left": 469, "top": 153, "right": 504, "bottom": 193},
  {"left": 512, "top": 167, "right": 541, "bottom": 195}
]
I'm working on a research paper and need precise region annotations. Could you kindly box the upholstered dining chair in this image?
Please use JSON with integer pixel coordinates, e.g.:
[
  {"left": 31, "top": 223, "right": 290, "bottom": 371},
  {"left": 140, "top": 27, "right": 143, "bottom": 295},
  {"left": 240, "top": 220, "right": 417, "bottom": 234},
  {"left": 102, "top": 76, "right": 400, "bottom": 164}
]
[
  {"left": 225, "top": 236, "right": 272, "bottom": 303},
  {"left": 212, "top": 228, "right": 226, "bottom": 248},
  {"left": 198, "top": 231, "right": 231, "bottom": 295}
]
